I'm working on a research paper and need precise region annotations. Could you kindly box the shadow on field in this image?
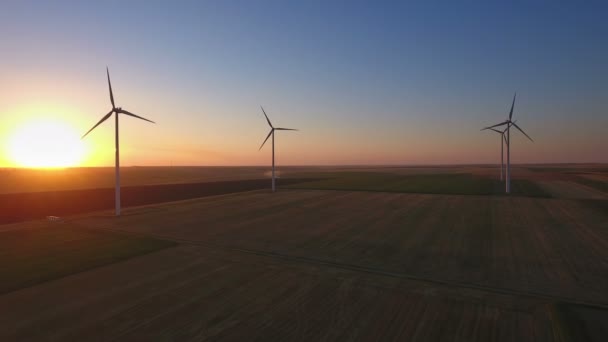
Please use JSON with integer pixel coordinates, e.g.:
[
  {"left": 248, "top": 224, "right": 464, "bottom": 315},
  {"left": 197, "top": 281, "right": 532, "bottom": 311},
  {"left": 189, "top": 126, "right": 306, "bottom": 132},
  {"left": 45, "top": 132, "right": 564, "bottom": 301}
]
[{"left": 0, "top": 178, "right": 318, "bottom": 224}]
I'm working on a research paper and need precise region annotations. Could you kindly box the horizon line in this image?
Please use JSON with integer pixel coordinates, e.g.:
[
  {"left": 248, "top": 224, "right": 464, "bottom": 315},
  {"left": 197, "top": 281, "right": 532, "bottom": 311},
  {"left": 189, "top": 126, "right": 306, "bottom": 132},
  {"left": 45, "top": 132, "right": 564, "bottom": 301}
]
[{"left": 1, "top": 162, "right": 607, "bottom": 170}]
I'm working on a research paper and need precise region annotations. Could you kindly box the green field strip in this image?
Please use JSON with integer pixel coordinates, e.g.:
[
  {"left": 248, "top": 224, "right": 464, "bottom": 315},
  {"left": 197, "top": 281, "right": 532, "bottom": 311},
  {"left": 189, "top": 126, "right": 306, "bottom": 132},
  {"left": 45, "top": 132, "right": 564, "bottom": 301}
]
[{"left": 0, "top": 224, "right": 177, "bottom": 295}]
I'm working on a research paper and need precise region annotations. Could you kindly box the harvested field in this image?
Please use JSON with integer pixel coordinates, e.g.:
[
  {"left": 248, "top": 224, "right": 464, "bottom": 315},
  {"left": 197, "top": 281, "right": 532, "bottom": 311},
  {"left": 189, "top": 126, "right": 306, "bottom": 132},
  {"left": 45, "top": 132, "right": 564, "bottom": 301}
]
[
  {"left": 0, "top": 222, "right": 175, "bottom": 295},
  {"left": 0, "top": 244, "right": 584, "bottom": 341},
  {"left": 0, "top": 178, "right": 315, "bottom": 224},
  {"left": 537, "top": 180, "right": 607, "bottom": 200},
  {"left": 578, "top": 199, "right": 608, "bottom": 217},
  {"left": 553, "top": 303, "right": 608, "bottom": 342},
  {"left": 572, "top": 175, "right": 608, "bottom": 194},
  {"left": 2, "top": 165, "right": 608, "bottom": 341},
  {"left": 526, "top": 164, "right": 608, "bottom": 173},
  {"left": 76, "top": 190, "right": 608, "bottom": 306},
  {"left": 286, "top": 172, "right": 551, "bottom": 197}
]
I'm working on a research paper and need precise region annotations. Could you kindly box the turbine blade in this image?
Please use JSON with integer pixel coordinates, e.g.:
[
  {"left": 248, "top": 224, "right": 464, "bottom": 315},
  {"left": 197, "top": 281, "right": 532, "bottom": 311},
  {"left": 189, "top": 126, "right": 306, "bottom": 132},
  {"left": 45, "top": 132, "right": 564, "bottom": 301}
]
[
  {"left": 509, "top": 92, "right": 516, "bottom": 120},
  {"left": 275, "top": 127, "right": 298, "bottom": 131},
  {"left": 259, "top": 129, "right": 273, "bottom": 150},
  {"left": 487, "top": 128, "right": 502, "bottom": 134},
  {"left": 107, "top": 67, "right": 115, "bottom": 108},
  {"left": 512, "top": 122, "right": 533, "bottom": 142},
  {"left": 82, "top": 110, "right": 113, "bottom": 139},
  {"left": 503, "top": 134, "right": 508, "bottom": 145},
  {"left": 117, "top": 109, "right": 156, "bottom": 124},
  {"left": 261, "top": 106, "right": 273, "bottom": 128},
  {"left": 480, "top": 120, "right": 509, "bottom": 131}
]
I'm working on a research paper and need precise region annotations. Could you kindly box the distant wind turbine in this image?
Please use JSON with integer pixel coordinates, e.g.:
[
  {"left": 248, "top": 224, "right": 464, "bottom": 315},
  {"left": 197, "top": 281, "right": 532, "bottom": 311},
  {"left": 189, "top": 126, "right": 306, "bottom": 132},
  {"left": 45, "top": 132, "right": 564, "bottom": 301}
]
[
  {"left": 484, "top": 127, "right": 508, "bottom": 181},
  {"left": 481, "top": 93, "right": 533, "bottom": 193},
  {"left": 259, "top": 106, "right": 297, "bottom": 192},
  {"left": 82, "top": 67, "right": 155, "bottom": 216}
]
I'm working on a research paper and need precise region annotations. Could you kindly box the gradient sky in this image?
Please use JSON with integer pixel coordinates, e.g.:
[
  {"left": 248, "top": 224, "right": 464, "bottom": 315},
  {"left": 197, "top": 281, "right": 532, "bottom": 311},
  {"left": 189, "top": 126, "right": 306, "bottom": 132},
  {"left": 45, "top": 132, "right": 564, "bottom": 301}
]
[{"left": 1, "top": 0, "right": 606, "bottom": 167}]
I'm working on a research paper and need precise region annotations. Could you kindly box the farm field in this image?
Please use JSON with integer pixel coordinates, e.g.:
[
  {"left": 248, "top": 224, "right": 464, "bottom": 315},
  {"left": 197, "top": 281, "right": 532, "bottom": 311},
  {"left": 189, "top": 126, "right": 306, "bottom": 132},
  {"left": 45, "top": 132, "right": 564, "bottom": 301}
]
[
  {"left": 572, "top": 175, "right": 608, "bottom": 194},
  {"left": 0, "top": 222, "right": 175, "bottom": 295},
  {"left": 0, "top": 244, "right": 577, "bottom": 341},
  {"left": 74, "top": 190, "right": 608, "bottom": 305},
  {"left": 1, "top": 164, "right": 607, "bottom": 341},
  {"left": 537, "top": 180, "right": 607, "bottom": 200},
  {"left": 0, "top": 164, "right": 604, "bottom": 197},
  {"left": 0, "top": 164, "right": 575, "bottom": 225},
  {"left": 0, "top": 166, "right": 286, "bottom": 194},
  {"left": 528, "top": 166, "right": 608, "bottom": 200},
  {"left": 286, "top": 171, "right": 550, "bottom": 197},
  {"left": 3, "top": 164, "right": 601, "bottom": 194},
  {"left": 0, "top": 178, "right": 317, "bottom": 224}
]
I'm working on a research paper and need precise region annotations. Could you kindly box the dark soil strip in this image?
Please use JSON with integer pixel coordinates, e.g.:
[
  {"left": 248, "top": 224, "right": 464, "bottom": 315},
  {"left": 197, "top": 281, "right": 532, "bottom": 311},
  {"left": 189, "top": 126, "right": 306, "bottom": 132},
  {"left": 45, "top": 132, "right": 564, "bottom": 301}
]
[{"left": 0, "top": 178, "right": 317, "bottom": 224}]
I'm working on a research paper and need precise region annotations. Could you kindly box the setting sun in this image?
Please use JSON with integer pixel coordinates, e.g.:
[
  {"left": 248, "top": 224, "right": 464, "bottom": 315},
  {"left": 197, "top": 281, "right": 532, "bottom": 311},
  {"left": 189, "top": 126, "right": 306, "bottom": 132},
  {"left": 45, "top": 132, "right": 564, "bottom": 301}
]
[{"left": 7, "top": 119, "right": 87, "bottom": 168}]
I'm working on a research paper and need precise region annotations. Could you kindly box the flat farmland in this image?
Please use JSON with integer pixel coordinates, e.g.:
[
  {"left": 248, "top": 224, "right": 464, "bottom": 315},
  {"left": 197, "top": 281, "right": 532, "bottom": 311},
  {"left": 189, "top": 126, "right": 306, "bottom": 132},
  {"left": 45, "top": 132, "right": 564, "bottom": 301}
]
[
  {"left": 0, "top": 178, "right": 317, "bottom": 224},
  {"left": 285, "top": 172, "right": 550, "bottom": 197},
  {"left": 0, "top": 164, "right": 605, "bottom": 196},
  {"left": 0, "top": 244, "right": 585, "bottom": 341},
  {"left": 75, "top": 190, "right": 608, "bottom": 305},
  {"left": 0, "top": 167, "right": 272, "bottom": 194},
  {"left": 0, "top": 166, "right": 328, "bottom": 194},
  {"left": 537, "top": 180, "right": 607, "bottom": 200},
  {"left": 0, "top": 222, "right": 175, "bottom": 295},
  {"left": 2, "top": 165, "right": 608, "bottom": 341}
]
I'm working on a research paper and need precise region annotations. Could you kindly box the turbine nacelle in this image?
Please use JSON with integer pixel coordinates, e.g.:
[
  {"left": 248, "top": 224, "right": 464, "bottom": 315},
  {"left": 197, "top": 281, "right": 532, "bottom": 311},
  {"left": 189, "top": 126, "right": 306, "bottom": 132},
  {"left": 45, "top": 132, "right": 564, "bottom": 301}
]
[
  {"left": 480, "top": 93, "right": 532, "bottom": 142},
  {"left": 258, "top": 106, "right": 297, "bottom": 150},
  {"left": 81, "top": 68, "right": 155, "bottom": 139}
]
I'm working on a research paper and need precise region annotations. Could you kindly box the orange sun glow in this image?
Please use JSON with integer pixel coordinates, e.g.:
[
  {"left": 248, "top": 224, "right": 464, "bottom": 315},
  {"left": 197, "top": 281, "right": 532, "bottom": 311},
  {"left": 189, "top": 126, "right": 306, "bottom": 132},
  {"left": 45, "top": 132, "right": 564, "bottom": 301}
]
[{"left": 7, "top": 119, "right": 87, "bottom": 168}]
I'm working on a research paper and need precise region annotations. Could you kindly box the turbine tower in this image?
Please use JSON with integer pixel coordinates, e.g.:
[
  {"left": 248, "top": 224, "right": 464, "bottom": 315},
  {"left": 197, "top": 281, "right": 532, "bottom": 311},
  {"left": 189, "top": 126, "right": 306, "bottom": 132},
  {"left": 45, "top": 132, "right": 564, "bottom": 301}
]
[
  {"left": 82, "top": 67, "right": 155, "bottom": 216},
  {"left": 481, "top": 93, "right": 533, "bottom": 193},
  {"left": 259, "top": 106, "right": 297, "bottom": 192},
  {"left": 484, "top": 127, "right": 508, "bottom": 181}
]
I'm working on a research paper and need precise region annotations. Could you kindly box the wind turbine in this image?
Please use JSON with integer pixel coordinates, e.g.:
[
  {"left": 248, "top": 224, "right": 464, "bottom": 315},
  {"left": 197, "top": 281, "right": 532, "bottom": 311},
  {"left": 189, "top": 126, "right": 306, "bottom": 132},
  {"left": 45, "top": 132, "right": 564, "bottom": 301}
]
[
  {"left": 82, "top": 67, "right": 155, "bottom": 216},
  {"left": 259, "top": 106, "right": 297, "bottom": 192},
  {"left": 484, "top": 127, "right": 508, "bottom": 181},
  {"left": 481, "top": 93, "right": 533, "bottom": 193}
]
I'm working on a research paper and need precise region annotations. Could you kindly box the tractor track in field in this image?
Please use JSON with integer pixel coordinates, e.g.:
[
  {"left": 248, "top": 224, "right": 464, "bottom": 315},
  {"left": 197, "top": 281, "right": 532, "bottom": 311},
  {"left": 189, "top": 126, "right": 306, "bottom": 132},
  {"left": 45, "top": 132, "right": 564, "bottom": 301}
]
[{"left": 86, "top": 223, "right": 608, "bottom": 312}]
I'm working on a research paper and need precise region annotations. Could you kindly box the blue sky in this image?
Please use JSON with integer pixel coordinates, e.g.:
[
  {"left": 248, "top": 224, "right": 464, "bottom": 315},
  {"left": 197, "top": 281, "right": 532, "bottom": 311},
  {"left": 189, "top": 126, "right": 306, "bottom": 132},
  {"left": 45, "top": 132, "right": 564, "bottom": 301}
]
[{"left": 1, "top": 1, "right": 606, "bottom": 166}]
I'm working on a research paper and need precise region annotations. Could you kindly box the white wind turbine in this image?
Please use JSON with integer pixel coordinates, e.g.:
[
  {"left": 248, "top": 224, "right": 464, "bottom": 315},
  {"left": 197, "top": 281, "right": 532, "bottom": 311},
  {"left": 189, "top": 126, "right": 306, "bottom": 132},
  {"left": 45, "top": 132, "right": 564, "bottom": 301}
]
[
  {"left": 481, "top": 93, "right": 533, "bottom": 193},
  {"left": 484, "top": 126, "right": 508, "bottom": 181},
  {"left": 259, "top": 106, "right": 297, "bottom": 192},
  {"left": 82, "top": 67, "right": 155, "bottom": 216}
]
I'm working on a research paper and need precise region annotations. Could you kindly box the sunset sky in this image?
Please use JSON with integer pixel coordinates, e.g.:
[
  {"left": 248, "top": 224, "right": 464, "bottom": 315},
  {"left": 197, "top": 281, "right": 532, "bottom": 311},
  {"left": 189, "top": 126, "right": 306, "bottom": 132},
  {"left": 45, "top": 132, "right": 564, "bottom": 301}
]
[{"left": 1, "top": 1, "right": 606, "bottom": 167}]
